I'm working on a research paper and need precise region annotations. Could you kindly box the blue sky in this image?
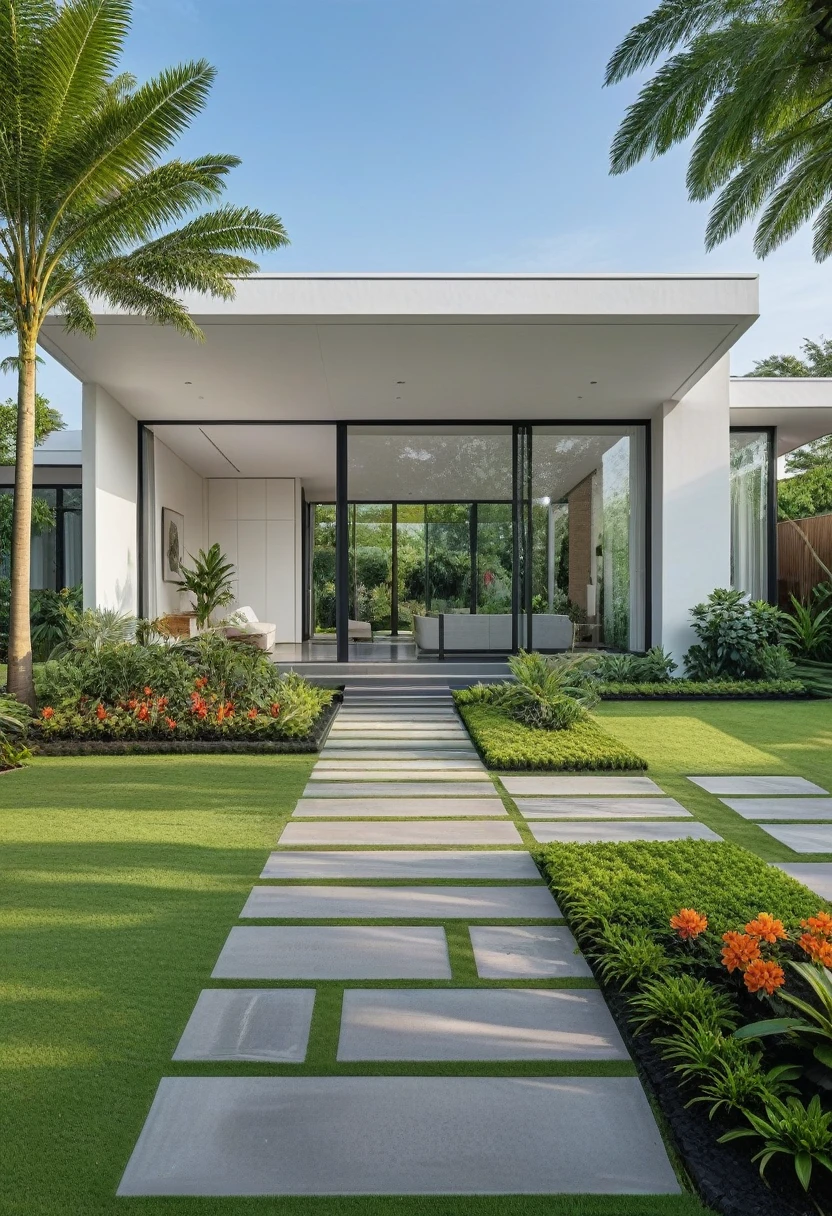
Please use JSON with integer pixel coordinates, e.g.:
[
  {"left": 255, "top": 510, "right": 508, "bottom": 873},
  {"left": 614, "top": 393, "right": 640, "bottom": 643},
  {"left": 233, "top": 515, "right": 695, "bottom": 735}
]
[{"left": 3, "top": 0, "right": 831, "bottom": 428}]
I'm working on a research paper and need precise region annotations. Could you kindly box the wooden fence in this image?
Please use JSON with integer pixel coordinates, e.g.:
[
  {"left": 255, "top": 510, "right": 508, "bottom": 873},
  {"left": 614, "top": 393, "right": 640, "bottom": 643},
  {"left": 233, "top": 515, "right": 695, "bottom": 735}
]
[{"left": 777, "top": 513, "right": 832, "bottom": 605}]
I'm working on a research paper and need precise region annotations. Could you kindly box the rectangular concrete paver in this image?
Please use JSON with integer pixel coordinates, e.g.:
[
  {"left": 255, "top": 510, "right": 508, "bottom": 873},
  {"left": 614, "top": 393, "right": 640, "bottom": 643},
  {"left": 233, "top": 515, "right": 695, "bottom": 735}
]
[
  {"left": 689, "top": 776, "right": 828, "bottom": 795},
  {"left": 337, "top": 989, "right": 622, "bottom": 1061},
  {"left": 774, "top": 862, "right": 832, "bottom": 900},
  {"left": 501, "top": 776, "right": 661, "bottom": 796},
  {"left": 313, "top": 759, "right": 484, "bottom": 771},
  {"left": 278, "top": 820, "right": 523, "bottom": 846},
  {"left": 322, "top": 749, "right": 478, "bottom": 761},
  {"left": 295, "top": 796, "right": 506, "bottom": 818},
  {"left": 323, "top": 739, "right": 476, "bottom": 752},
  {"left": 721, "top": 797, "right": 832, "bottom": 819},
  {"left": 758, "top": 824, "right": 832, "bottom": 853},
  {"left": 261, "top": 850, "right": 542, "bottom": 879},
  {"left": 301, "top": 783, "right": 495, "bottom": 799},
  {"left": 530, "top": 821, "right": 721, "bottom": 844},
  {"left": 470, "top": 926, "right": 592, "bottom": 978},
  {"left": 117, "top": 1075, "right": 680, "bottom": 1195},
  {"left": 212, "top": 926, "right": 451, "bottom": 980},
  {"left": 515, "top": 797, "right": 690, "bottom": 820},
  {"left": 172, "top": 989, "right": 315, "bottom": 1063},
  {"left": 309, "top": 770, "right": 490, "bottom": 783},
  {"left": 240, "top": 884, "right": 560, "bottom": 919}
]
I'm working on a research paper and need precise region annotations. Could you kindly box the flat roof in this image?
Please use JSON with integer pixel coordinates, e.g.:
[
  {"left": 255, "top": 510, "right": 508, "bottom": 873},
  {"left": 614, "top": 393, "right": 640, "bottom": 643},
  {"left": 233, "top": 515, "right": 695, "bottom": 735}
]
[{"left": 729, "top": 377, "right": 832, "bottom": 453}]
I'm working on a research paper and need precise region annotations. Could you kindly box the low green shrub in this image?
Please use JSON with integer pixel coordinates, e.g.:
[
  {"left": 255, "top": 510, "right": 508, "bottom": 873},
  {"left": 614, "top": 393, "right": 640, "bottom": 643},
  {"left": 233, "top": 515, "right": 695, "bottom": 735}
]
[
  {"left": 0, "top": 693, "right": 31, "bottom": 769},
  {"left": 628, "top": 974, "right": 739, "bottom": 1037},
  {"left": 595, "top": 646, "right": 678, "bottom": 683},
  {"left": 684, "top": 588, "right": 794, "bottom": 681},
  {"left": 457, "top": 702, "right": 647, "bottom": 770},
  {"left": 597, "top": 678, "right": 806, "bottom": 698},
  {"left": 590, "top": 923, "right": 669, "bottom": 989},
  {"left": 539, "top": 840, "right": 824, "bottom": 944}
]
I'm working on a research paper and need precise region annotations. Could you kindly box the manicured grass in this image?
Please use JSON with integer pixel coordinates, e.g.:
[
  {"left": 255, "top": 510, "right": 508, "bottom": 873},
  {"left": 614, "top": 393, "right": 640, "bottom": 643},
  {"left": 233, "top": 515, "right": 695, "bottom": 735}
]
[
  {"left": 459, "top": 704, "right": 647, "bottom": 771},
  {"left": 0, "top": 753, "right": 704, "bottom": 1216}
]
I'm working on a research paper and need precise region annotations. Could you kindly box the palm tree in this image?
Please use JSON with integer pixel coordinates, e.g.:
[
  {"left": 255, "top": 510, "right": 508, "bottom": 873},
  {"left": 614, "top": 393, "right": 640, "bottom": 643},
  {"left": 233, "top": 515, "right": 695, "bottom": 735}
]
[
  {"left": 606, "top": 1, "right": 832, "bottom": 258},
  {"left": 0, "top": 0, "right": 288, "bottom": 708}
]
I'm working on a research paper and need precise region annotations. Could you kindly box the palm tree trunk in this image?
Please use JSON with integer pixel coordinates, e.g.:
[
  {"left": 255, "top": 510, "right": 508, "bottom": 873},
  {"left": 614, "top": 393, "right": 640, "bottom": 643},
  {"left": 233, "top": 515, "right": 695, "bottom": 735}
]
[{"left": 8, "top": 353, "right": 37, "bottom": 710}]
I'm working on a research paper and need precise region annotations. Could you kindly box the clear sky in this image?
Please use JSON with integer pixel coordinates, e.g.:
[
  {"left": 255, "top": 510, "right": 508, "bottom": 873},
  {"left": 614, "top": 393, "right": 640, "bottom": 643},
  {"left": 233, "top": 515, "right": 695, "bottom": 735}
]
[{"left": 2, "top": 0, "right": 830, "bottom": 429}]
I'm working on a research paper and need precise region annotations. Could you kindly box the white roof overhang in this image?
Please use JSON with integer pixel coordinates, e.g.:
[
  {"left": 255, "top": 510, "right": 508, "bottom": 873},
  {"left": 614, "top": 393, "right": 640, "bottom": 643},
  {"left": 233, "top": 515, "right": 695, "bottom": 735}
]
[{"left": 729, "top": 377, "right": 832, "bottom": 455}]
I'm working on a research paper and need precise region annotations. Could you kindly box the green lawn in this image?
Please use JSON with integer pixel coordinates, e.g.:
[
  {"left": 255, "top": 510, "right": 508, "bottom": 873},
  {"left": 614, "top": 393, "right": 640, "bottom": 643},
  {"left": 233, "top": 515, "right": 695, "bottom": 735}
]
[{"left": 14, "top": 702, "right": 832, "bottom": 1214}]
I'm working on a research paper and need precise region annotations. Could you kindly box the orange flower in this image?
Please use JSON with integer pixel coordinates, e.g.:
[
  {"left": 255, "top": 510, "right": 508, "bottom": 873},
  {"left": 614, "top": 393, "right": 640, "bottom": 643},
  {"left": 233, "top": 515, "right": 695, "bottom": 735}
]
[
  {"left": 156, "top": 696, "right": 168, "bottom": 709},
  {"left": 803, "top": 912, "right": 832, "bottom": 937},
  {"left": 670, "top": 908, "right": 708, "bottom": 940},
  {"left": 799, "top": 933, "right": 832, "bottom": 967},
  {"left": 247, "top": 707, "right": 258, "bottom": 720},
  {"left": 143, "top": 686, "right": 153, "bottom": 696},
  {"left": 96, "top": 703, "right": 107, "bottom": 721},
  {"left": 165, "top": 717, "right": 177, "bottom": 730},
  {"left": 743, "top": 959, "right": 786, "bottom": 996},
  {"left": 136, "top": 704, "right": 149, "bottom": 722},
  {"left": 216, "top": 702, "right": 233, "bottom": 724},
  {"left": 127, "top": 698, "right": 138, "bottom": 710},
  {"left": 270, "top": 703, "right": 280, "bottom": 717},
  {"left": 194, "top": 676, "right": 208, "bottom": 689},
  {"left": 41, "top": 706, "right": 54, "bottom": 719},
  {"left": 721, "top": 931, "right": 761, "bottom": 973},
  {"left": 745, "top": 913, "right": 787, "bottom": 943}
]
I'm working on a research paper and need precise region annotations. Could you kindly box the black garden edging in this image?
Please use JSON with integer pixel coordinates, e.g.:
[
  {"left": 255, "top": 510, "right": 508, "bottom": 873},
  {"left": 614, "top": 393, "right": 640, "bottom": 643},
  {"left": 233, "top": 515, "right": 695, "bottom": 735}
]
[{"left": 29, "top": 699, "right": 341, "bottom": 758}]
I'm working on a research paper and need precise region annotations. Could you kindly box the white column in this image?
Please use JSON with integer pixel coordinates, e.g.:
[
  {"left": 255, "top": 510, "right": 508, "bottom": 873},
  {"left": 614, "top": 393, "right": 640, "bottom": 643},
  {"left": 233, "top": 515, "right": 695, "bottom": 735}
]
[
  {"left": 81, "top": 383, "right": 138, "bottom": 613},
  {"left": 652, "top": 356, "right": 731, "bottom": 665}
]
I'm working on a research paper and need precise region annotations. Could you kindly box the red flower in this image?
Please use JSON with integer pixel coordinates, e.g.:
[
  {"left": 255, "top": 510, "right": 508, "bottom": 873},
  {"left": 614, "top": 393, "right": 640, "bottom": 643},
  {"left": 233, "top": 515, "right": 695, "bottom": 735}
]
[
  {"left": 247, "top": 707, "right": 258, "bottom": 719},
  {"left": 96, "top": 704, "right": 107, "bottom": 721},
  {"left": 143, "top": 686, "right": 153, "bottom": 696},
  {"left": 136, "top": 704, "right": 150, "bottom": 722},
  {"left": 270, "top": 703, "right": 280, "bottom": 717},
  {"left": 156, "top": 696, "right": 168, "bottom": 709},
  {"left": 194, "top": 676, "right": 208, "bottom": 689},
  {"left": 41, "top": 706, "right": 54, "bottom": 719},
  {"left": 127, "top": 699, "right": 138, "bottom": 710},
  {"left": 165, "top": 717, "right": 177, "bottom": 730}
]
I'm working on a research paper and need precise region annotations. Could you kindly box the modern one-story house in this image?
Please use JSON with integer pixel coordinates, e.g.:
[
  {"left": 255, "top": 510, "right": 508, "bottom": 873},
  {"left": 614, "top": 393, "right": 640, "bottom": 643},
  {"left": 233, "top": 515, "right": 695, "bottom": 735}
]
[{"left": 25, "top": 272, "right": 832, "bottom": 666}]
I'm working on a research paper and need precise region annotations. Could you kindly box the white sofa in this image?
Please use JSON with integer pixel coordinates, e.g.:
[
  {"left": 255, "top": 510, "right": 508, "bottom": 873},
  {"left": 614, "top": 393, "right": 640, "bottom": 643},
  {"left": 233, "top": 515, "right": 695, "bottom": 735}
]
[
  {"left": 223, "top": 606, "right": 276, "bottom": 651},
  {"left": 412, "top": 613, "right": 572, "bottom": 652}
]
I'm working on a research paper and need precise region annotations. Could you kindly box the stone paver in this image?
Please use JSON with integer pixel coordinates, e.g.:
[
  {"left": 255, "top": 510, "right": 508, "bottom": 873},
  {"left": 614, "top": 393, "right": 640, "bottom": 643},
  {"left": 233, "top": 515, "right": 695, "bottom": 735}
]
[
  {"left": 337, "top": 989, "right": 623, "bottom": 1061},
  {"left": 515, "top": 797, "right": 690, "bottom": 820},
  {"left": 240, "top": 884, "right": 560, "bottom": 919},
  {"left": 261, "top": 850, "right": 542, "bottom": 879},
  {"left": 172, "top": 989, "right": 315, "bottom": 1062},
  {"left": 322, "top": 748, "right": 478, "bottom": 760},
  {"left": 313, "top": 759, "right": 485, "bottom": 771},
  {"left": 295, "top": 796, "right": 506, "bottom": 817},
  {"left": 279, "top": 820, "right": 523, "bottom": 846},
  {"left": 470, "top": 926, "right": 592, "bottom": 978},
  {"left": 529, "top": 821, "right": 721, "bottom": 844},
  {"left": 212, "top": 926, "right": 452, "bottom": 979},
  {"left": 301, "top": 782, "right": 496, "bottom": 799},
  {"left": 329, "top": 728, "right": 469, "bottom": 739},
  {"left": 757, "top": 824, "right": 832, "bottom": 853},
  {"left": 721, "top": 797, "right": 832, "bottom": 820},
  {"left": 117, "top": 1076, "right": 680, "bottom": 1195},
  {"left": 322, "top": 739, "right": 476, "bottom": 752},
  {"left": 310, "top": 769, "right": 491, "bottom": 782},
  {"left": 501, "top": 776, "right": 662, "bottom": 796},
  {"left": 688, "top": 775, "right": 827, "bottom": 795},
  {"left": 774, "top": 863, "right": 832, "bottom": 900}
]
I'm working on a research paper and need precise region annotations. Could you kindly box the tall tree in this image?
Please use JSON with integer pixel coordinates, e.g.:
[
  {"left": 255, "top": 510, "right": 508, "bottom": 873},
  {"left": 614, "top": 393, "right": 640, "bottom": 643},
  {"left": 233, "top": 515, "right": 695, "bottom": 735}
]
[
  {"left": 0, "top": 0, "right": 288, "bottom": 708},
  {"left": 606, "top": 1, "right": 832, "bottom": 258}
]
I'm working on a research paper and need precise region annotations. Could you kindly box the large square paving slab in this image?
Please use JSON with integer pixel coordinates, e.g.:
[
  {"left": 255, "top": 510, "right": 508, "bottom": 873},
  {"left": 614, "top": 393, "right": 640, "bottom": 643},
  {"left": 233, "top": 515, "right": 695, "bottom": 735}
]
[
  {"left": 240, "top": 884, "right": 560, "bottom": 919},
  {"left": 515, "top": 797, "right": 689, "bottom": 820},
  {"left": 721, "top": 797, "right": 832, "bottom": 820},
  {"left": 261, "top": 850, "right": 542, "bottom": 879},
  {"left": 212, "top": 926, "right": 451, "bottom": 979},
  {"left": 295, "top": 796, "right": 505, "bottom": 817},
  {"left": 470, "top": 926, "right": 592, "bottom": 978},
  {"left": 117, "top": 1075, "right": 679, "bottom": 1196},
  {"left": 337, "top": 989, "right": 625, "bottom": 1061},
  {"left": 530, "top": 821, "right": 721, "bottom": 844},
  {"left": 774, "top": 862, "right": 832, "bottom": 901},
  {"left": 688, "top": 775, "right": 828, "bottom": 795},
  {"left": 309, "top": 769, "right": 490, "bottom": 783},
  {"left": 758, "top": 824, "right": 832, "bottom": 853},
  {"left": 278, "top": 820, "right": 523, "bottom": 846},
  {"left": 172, "top": 989, "right": 315, "bottom": 1062},
  {"left": 501, "top": 776, "right": 660, "bottom": 796},
  {"left": 300, "top": 783, "right": 496, "bottom": 800}
]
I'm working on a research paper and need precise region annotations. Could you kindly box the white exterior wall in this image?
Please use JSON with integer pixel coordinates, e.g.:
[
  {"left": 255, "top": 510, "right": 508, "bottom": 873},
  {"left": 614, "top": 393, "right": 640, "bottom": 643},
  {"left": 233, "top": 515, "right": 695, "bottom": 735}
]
[
  {"left": 652, "top": 356, "right": 732, "bottom": 663},
  {"left": 152, "top": 438, "right": 206, "bottom": 617},
  {"left": 206, "top": 479, "right": 301, "bottom": 641},
  {"left": 81, "top": 383, "right": 138, "bottom": 613}
]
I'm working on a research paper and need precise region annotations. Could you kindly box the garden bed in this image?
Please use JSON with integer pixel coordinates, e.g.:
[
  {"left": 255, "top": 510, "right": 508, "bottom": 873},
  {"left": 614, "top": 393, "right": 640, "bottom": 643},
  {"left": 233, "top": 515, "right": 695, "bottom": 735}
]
[
  {"left": 538, "top": 840, "right": 832, "bottom": 1216},
  {"left": 456, "top": 701, "right": 647, "bottom": 770},
  {"left": 598, "top": 679, "right": 808, "bottom": 700}
]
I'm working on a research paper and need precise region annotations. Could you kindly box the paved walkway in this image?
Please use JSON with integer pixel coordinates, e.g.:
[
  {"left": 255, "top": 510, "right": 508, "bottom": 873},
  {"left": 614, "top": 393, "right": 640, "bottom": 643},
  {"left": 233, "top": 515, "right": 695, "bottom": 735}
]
[{"left": 118, "top": 685, "right": 680, "bottom": 1198}]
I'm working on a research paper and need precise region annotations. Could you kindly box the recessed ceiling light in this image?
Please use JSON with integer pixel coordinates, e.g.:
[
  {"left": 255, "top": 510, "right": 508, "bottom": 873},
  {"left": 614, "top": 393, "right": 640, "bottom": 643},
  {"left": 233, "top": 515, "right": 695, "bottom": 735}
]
[
  {"left": 590, "top": 380, "right": 597, "bottom": 385},
  {"left": 185, "top": 380, "right": 192, "bottom": 385},
  {"left": 396, "top": 380, "right": 405, "bottom": 385},
  {"left": 578, "top": 395, "right": 583, "bottom": 399}
]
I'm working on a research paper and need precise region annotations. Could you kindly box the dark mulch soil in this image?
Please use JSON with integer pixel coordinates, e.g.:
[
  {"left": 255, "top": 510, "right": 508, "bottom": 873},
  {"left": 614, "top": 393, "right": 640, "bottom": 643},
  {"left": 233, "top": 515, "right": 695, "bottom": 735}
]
[
  {"left": 29, "top": 699, "right": 340, "bottom": 757},
  {"left": 605, "top": 988, "right": 829, "bottom": 1216}
]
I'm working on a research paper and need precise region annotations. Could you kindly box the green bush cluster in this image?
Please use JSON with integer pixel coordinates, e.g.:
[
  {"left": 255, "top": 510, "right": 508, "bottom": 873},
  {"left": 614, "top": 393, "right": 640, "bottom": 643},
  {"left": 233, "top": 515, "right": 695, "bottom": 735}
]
[
  {"left": 684, "top": 588, "right": 794, "bottom": 681},
  {"left": 598, "top": 678, "right": 806, "bottom": 698},
  {"left": 457, "top": 702, "right": 646, "bottom": 771},
  {"left": 594, "top": 646, "right": 677, "bottom": 683}
]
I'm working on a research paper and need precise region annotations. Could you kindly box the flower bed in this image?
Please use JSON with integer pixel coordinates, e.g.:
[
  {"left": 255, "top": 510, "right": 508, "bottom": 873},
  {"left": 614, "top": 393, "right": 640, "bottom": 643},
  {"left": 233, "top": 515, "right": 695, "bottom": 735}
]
[
  {"left": 456, "top": 701, "right": 647, "bottom": 770},
  {"left": 598, "top": 679, "right": 807, "bottom": 700},
  {"left": 539, "top": 839, "right": 832, "bottom": 1216}
]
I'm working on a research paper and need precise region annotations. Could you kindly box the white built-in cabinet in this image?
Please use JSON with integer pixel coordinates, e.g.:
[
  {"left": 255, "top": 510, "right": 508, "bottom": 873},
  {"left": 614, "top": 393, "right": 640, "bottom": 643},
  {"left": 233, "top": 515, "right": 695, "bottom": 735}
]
[{"left": 207, "top": 478, "right": 299, "bottom": 642}]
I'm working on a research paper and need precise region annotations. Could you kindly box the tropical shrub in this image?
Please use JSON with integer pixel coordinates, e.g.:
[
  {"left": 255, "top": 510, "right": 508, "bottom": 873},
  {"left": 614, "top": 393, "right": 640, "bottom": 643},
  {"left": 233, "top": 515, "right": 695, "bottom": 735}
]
[
  {"left": 782, "top": 586, "right": 832, "bottom": 661},
  {"left": 457, "top": 702, "right": 646, "bottom": 771},
  {"left": 0, "top": 693, "right": 32, "bottom": 769},
  {"left": 590, "top": 923, "right": 669, "bottom": 990},
  {"left": 628, "top": 974, "right": 739, "bottom": 1037},
  {"left": 719, "top": 1095, "right": 832, "bottom": 1193},
  {"left": 175, "top": 544, "right": 236, "bottom": 629},
  {"left": 595, "top": 646, "right": 677, "bottom": 683},
  {"left": 684, "top": 588, "right": 794, "bottom": 681}
]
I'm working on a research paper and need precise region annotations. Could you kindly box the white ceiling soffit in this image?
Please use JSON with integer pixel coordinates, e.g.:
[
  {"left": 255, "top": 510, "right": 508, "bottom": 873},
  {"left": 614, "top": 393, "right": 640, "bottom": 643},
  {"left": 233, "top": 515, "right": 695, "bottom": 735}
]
[
  {"left": 729, "top": 377, "right": 832, "bottom": 454},
  {"left": 40, "top": 274, "right": 759, "bottom": 423}
]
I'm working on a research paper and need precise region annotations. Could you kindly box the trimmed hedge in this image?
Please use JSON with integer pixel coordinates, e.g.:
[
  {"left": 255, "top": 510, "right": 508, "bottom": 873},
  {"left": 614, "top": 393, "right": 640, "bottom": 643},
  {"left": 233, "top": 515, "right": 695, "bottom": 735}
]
[
  {"left": 538, "top": 839, "right": 825, "bottom": 941},
  {"left": 598, "top": 678, "right": 807, "bottom": 699},
  {"left": 457, "top": 703, "right": 647, "bottom": 771}
]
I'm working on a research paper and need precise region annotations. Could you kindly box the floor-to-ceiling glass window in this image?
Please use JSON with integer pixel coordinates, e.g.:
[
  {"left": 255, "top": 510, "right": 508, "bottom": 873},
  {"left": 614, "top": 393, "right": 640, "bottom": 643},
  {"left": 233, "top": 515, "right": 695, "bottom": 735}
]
[
  {"left": 0, "top": 484, "right": 82, "bottom": 590},
  {"left": 730, "top": 429, "right": 773, "bottom": 602}
]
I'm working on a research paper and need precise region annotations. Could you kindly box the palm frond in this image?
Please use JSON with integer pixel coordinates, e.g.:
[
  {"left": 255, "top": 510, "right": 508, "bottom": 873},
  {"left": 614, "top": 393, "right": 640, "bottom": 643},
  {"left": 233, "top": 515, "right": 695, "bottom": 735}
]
[{"left": 605, "top": 0, "right": 746, "bottom": 85}]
